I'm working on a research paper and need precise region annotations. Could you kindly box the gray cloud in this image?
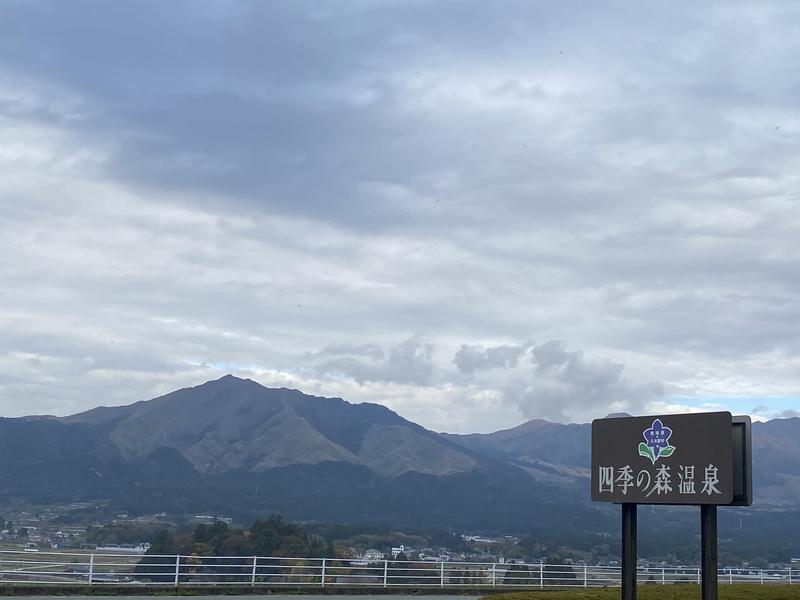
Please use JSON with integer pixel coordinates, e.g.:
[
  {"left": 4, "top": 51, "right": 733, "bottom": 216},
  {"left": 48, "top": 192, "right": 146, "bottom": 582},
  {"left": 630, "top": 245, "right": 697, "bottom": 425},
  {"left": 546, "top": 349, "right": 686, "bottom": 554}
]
[
  {"left": 502, "top": 341, "right": 665, "bottom": 423},
  {"left": 775, "top": 410, "right": 800, "bottom": 419},
  {"left": 454, "top": 343, "right": 530, "bottom": 374},
  {"left": 307, "top": 343, "right": 385, "bottom": 361},
  {"left": 0, "top": 1, "right": 799, "bottom": 430},
  {"left": 313, "top": 336, "right": 435, "bottom": 386}
]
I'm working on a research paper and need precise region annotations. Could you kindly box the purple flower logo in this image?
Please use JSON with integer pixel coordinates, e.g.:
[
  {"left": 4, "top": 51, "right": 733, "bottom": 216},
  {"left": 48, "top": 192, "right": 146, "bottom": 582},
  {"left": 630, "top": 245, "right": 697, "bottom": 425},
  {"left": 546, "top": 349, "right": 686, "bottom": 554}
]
[{"left": 638, "top": 418, "right": 676, "bottom": 464}]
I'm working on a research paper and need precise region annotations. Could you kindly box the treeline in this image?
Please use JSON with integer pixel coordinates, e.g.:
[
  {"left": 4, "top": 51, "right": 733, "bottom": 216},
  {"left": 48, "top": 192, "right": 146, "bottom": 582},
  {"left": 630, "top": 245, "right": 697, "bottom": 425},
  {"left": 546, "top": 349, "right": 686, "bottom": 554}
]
[
  {"left": 145, "top": 514, "right": 336, "bottom": 558},
  {"left": 135, "top": 514, "right": 337, "bottom": 583}
]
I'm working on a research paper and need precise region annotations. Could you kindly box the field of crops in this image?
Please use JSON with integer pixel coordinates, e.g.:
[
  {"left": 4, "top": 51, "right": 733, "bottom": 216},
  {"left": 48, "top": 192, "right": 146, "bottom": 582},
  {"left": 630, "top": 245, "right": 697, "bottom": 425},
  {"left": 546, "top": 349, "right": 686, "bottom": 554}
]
[{"left": 487, "top": 585, "right": 800, "bottom": 600}]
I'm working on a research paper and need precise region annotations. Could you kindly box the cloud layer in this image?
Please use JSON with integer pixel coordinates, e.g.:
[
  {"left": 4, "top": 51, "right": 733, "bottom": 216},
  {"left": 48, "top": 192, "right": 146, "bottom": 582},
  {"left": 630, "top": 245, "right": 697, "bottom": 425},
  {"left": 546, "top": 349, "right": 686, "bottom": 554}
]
[{"left": 1, "top": 1, "right": 799, "bottom": 430}]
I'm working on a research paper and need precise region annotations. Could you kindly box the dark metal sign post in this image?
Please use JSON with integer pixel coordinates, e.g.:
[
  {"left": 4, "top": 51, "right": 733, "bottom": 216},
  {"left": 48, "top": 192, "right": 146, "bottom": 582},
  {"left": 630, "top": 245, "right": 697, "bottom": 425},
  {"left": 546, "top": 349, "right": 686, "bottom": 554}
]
[
  {"left": 621, "top": 503, "right": 636, "bottom": 600},
  {"left": 701, "top": 505, "right": 717, "bottom": 600},
  {"left": 592, "top": 412, "right": 752, "bottom": 600}
]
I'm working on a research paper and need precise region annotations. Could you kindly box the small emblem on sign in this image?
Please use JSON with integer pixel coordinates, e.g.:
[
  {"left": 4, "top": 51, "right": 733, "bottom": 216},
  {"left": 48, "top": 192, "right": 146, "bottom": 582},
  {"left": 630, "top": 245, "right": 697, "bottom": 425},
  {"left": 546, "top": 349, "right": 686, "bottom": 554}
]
[{"left": 638, "top": 418, "right": 675, "bottom": 464}]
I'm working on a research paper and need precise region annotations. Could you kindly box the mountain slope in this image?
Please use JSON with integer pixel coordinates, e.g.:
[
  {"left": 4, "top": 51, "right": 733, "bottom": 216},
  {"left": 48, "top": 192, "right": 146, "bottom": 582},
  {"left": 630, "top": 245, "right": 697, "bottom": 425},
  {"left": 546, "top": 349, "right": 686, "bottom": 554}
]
[
  {"left": 445, "top": 415, "right": 800, "bottom": 507},
  {"left": 443, "top": 419, "right": 590, "bottom": 467},
  {"left": 3, "top": 376, "right": 795, "bottom": 531},
  {"left": 65, "top": 375, "right": 477, "bottom": 477},
  {"left": 1, "top": 376, "right": 590, "bottom": 530}
]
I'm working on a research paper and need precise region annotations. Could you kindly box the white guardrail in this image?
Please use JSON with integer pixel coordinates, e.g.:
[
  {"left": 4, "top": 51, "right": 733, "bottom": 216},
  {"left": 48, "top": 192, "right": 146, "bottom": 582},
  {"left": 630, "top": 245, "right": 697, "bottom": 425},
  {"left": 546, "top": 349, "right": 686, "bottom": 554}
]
[{"left": 0, "top": 550, "right": 795, "bottom": 587}]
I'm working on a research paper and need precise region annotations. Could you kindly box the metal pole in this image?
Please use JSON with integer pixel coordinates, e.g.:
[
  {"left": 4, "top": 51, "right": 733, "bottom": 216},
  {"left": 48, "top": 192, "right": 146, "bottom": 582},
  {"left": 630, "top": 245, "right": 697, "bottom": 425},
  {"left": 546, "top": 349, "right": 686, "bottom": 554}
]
[
  {"left": 491, "top": 563, "right": 496, "bottom": 587},
  {"left": 251, "top": 556, "right": 258, "bottom": 586},
  {"left": 584, "top": 564, "right": 588, "bottom": 587},
  {"left": 760, "top": 569, "right": 764, "bottom": 585},
  {"left": 728, "top": 568, "right": 732, "bottom": 584},
  {"left": 789, "top": 568, "right": 792, "bottom": 585},
  {"left": 88, "top": 553, "right": 94, "bottom": 585},
  {"left": 174, "top": 555, "right": 181, "bottom": 586},
  {"left": 539, "top": 561, "right": 543, "bottom": 588},
  {"left": 622, "top": 503, "right": 637, "bottom": 600},
  {"left": 321, "top": 557, "right": 326, "bottom": 587},
  {"left": 440, "top": 560, "right": 444, "bottom": 587},
  {"left": 701, "top": 505, "right": 718, "bottom": 600},
  {"left": 661, "top": 567, "right": 665, "bottom": 585},
  {"left": 383, "top": 559, "right": 388, "bottom": 588}
]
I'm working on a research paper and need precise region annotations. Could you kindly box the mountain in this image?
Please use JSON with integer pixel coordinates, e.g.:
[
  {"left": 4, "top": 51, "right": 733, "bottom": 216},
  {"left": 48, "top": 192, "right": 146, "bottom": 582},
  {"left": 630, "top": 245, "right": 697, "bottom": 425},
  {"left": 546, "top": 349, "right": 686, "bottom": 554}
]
[
  {"left": 0, "top": 375, "right": 797, "bottom": 539},
  {"left": 445, "top": 415, "right": 800, "bottom": 508},
  {"left": 65, "top": 375, "right": 477, "bottom": 478},
  {"left": 442, "top": 420, "right": 591, "bottom": 486},
  {"left": 0, "top": 376, "right": 589, "bottom": 530},
  {"left": 750, "top": 418, "right": 800, "bottom": 506}
]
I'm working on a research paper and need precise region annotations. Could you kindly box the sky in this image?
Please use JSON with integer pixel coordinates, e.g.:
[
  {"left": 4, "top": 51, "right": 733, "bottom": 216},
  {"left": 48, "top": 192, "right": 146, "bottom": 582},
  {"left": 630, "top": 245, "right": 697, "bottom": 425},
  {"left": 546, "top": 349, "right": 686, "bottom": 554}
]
[{"left": 1, "top": 1, "right": 799, "bottom": 432}]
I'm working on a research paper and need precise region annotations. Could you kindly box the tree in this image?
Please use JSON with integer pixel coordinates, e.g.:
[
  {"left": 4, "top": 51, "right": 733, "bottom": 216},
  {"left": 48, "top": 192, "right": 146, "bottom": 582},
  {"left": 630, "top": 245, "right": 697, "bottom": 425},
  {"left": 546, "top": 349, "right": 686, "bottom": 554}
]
[
  {"left": 543, "top": 554, "right": 577, "bottom": 586},
  {"left": 193, "top": 521, "right": 231, "bottom": 554},
  {"left": 135, "top": 529, "right": 178, "bottom": 582},
  {"left": 250, "top": 514, "right": 313, "bottom": 557}
]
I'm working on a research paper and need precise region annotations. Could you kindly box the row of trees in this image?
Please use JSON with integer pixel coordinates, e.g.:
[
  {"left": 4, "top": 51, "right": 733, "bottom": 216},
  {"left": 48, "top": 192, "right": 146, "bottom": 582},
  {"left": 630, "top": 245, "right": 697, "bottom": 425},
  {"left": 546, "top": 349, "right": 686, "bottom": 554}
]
[
  {"left": 132, "top": 515, "right": 581, "bottom": 586},
  {"left": 143, "top": 514, "right": 336, "bottom": 559},
  {"left": 135, "top": 514, "right": 337, "bottom": 583}
]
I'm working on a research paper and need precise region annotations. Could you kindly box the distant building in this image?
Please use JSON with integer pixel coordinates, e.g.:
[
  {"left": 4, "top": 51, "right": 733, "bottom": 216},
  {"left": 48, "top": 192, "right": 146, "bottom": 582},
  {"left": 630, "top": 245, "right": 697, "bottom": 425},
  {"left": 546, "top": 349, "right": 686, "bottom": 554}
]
[
  {"left": 95, "top": 543, "right": 151, "bottom": 554},
  {"left": 364, "top": 549, "right": 384, "bottom": 561},
  {"left": 391, "top": 545, "right": 405, "bottom": 558},
  {"left": 190, "top": 515, "right": 217, "bottom": 524},
  {"left": 189, "top": 515, "right": 232, "bottom": 525}
]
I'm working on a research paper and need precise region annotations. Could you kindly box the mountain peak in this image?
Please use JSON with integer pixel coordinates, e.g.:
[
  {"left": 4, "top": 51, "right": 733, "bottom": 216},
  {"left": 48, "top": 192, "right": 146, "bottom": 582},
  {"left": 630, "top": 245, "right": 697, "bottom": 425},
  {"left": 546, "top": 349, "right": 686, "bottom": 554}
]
[
  {"left": 193, "top": 373, "right": 267, "bottom": 393},
  {"left": 210, "top": 373, "right": 255, "bottom": 385}
]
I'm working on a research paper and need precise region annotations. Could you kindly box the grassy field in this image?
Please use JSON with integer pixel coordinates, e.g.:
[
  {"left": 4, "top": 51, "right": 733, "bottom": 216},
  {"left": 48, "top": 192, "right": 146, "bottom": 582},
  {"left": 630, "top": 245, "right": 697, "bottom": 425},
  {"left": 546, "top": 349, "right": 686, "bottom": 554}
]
[{"left": 486, "top": 585, "right": 800, "bottom": 600}]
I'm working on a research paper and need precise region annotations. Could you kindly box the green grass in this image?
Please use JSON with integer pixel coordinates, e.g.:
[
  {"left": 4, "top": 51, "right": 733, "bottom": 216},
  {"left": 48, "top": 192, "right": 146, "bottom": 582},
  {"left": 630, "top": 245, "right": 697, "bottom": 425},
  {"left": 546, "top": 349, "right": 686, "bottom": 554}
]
[{"left": 485, "top": 584, "right": 800, "bottom": 600}]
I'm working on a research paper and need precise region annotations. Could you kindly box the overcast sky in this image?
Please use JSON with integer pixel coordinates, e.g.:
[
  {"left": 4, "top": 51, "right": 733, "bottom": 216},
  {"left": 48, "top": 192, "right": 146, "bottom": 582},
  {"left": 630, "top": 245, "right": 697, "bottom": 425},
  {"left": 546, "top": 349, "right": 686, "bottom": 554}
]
[{"left": 2, "top": 1, "right": 799, "bottom": 432}]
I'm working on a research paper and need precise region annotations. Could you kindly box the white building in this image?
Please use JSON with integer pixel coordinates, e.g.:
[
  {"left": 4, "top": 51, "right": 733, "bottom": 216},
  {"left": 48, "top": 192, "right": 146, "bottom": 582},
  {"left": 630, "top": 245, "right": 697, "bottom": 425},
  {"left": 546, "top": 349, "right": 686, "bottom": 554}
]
[{"left": 364, "top": 549, "right": 384, "bottom": 561}]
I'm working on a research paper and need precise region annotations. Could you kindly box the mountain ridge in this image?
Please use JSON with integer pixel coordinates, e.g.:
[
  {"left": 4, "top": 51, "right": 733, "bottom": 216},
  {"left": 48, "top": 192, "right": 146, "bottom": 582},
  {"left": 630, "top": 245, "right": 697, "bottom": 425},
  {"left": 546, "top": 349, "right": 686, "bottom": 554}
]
[
  {"left": 0, "top": 375, "right": 797, "bottom": 531},
  {"left": 61, "top": 375, "right": 484, "bottom": 478}
]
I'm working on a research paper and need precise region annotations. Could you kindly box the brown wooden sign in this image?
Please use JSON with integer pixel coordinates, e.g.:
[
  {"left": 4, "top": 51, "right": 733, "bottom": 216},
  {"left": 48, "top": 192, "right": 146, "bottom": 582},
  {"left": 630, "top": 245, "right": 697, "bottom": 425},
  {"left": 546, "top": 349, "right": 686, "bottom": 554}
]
[{"left": 591, "top": 412, "right": 734, "bottom": 505}]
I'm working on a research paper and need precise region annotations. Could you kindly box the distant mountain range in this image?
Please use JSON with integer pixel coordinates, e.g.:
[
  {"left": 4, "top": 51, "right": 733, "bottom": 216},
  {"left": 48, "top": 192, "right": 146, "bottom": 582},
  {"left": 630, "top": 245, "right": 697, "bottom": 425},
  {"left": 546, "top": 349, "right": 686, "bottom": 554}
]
[
  {"left": 0, "top": 375, "right": 798, "bottom": 537},
  {"left": 445, "top": 415, "right": 800, "bottom": 507}
]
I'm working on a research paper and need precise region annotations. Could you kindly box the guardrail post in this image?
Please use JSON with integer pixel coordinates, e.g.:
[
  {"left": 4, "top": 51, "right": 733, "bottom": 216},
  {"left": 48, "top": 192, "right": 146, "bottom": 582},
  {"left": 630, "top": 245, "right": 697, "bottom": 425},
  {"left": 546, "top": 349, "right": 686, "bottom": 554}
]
[
  {"left": 661, "top": 567, "right": 665, "bottom": 585},
  {"left": 491, "top": 563, "right": 496, "bottom": 587},
  {"left": 584, "top": 564, "right": 588, "bottom": 587},
  {"left": 321, "top": 557, "right": 326, "bottom": 587},
  {"left": 760, "top": 569, "right": 764, "bottom": 585},
  {"left": 789, "top": 568, "right": 792, "bottom": 585},
  {"left": 539, "top": 561, "right": 543, "bottom": 588},
  {"left": 174, "top": 555, "right": 181, "bottom": 586},
  {"left": 440, "top": 560, "right": 444, "bottom": 587},
  {"left": 728, "top": 568, "right": 732, "bottom": 584},
  {"left": 696, "top": 566, "right": 700, "bottom": 584},
  {"left": 383, "top": 559, "right": 388, "bottom": 588},
  {"left": 88, "top": 553, "right": 94, "bottom": 585},
  {"left": 251, "top": 556, "right": 258, "bottom": 586}
]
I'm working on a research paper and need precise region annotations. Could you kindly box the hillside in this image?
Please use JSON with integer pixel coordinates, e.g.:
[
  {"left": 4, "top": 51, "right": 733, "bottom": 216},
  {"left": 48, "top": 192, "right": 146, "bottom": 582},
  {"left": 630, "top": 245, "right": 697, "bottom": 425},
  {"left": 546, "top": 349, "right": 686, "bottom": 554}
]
[
  {"left": 0, "top": 375, "right": 796, "bottom": 536},
  {"left": 65, "top": 375, "right": 478, "bottom": 477},
  {"left": 0, "top": 376, "right": 587, "bottom": 530},
  {"left": 445, "top": 415, "right": 800, "bottom": 507}
]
